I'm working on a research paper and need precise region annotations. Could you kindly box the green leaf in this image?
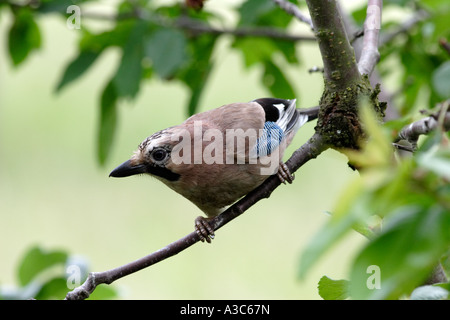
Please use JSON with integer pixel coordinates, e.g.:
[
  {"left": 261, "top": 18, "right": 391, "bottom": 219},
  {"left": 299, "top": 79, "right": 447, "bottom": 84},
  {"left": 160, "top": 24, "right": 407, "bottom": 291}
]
[
  {"left": 318, "top": 276, "right": 350, "bottom": 300},
  {"left": 88, "top": 284, "right": 118, "bottom": 300},
  {"left": 432, "top": 61, "right": 450, "bottom": 99},
  {"left": 145, "top": 28, "right": 188, "bottom": 79},
  {"left": 8, "top": 8, "right": 41, "bottom": 66},
  {"left": 37, "top": 0, "right": 83, "bottom": 13},
  {"left": 113, "top": 20, "right": 147, "bottom": 99},
  {"left": 34, "top": 277, "right": 68, "bottom": 300},
  {"left": 55, "top": 50, "right": 100, "bottom": 92},
  {"left": 186, "top": 84, "right": 206, "bottom": 116},
  {"left": 237, "top": 0, "right": 275, "bottom": 27},
  {"left": 80, "top": 21, "right": 135, "bottom": 52},
  {"left": 18, "top": 246, "right": 68, "bottom": 286},
  {"left": 57, "top": 20, "right": 135, "bottom": 94},
  {"left": 417, "top": 143, "right": 450, "bottom": 180},
  {"left": 262, "top": 60, "right": 296, "bottom": 98},
  {"left": 98, "top": 80, "right": 118, "bottom": 165},
  {"left": 349, "top": 204, "right": 450, "bottom": 299},
  {"left": 233, "top": 38, "right": 278, "bottom": 68},
  {"left": 179, "top": 34, "right": 217, "bottom": 115}
]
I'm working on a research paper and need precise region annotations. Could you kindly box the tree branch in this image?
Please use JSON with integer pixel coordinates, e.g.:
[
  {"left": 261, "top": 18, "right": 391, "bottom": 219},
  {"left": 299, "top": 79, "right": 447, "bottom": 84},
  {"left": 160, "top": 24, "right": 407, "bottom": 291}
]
[
  {"left": 305, "top": 0, "right": 361, "bottom": 90},
  {"left": 80, "top": 10, "right": 316, "bottom": 43},
  {"left": 358, "top": 0, "right": 382, "bottom": 76},
  {"left": 272, "top": 0, "right": 314, "bottom": 30},
  {"left": 396, "top": 106, "right": 450, "bottom": 149},
  {"left": 65, "top": 132, "right": 328, "bottom": 300}
]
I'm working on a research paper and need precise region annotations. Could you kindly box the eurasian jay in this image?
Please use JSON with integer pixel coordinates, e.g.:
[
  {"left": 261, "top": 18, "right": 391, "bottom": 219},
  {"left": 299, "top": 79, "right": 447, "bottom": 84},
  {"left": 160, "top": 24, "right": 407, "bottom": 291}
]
[{"left": 110, "top": 98, "right": 310, "bottom": 242}]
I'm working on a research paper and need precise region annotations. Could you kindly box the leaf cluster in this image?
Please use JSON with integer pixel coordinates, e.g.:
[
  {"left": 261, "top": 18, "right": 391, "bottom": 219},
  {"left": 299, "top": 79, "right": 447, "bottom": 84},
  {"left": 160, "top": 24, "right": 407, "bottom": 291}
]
[{"left": 0, "top": 246, "right": 117, "bottom": 300}]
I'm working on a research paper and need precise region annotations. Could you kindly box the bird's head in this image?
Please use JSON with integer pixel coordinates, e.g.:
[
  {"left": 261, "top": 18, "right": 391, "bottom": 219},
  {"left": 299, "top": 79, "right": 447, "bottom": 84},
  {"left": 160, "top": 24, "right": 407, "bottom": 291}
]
[{"left": 109, "top": 128, "right": 182, "bottom": 182}]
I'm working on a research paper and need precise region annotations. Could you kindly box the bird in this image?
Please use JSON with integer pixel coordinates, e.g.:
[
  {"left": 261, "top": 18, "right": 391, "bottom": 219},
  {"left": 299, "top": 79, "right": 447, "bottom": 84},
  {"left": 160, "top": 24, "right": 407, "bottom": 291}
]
[{"left": 109, "top": 98, "right": 310, "bottom": 243}]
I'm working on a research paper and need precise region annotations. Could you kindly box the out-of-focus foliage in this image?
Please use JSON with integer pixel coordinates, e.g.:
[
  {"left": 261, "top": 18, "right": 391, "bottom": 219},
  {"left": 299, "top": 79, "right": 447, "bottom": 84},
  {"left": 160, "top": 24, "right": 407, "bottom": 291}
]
[
  {"left": 1, "top": 0, "right": 303, "bottom": 164},
  {"left": 299, "top": 0, "right": 450, "bottom": 300},
  {"left": 301, "top": 102, "right": 450, "bottom": 299},
  {"left": 0, "top": 246, "right": 117, "bottom": 300}
]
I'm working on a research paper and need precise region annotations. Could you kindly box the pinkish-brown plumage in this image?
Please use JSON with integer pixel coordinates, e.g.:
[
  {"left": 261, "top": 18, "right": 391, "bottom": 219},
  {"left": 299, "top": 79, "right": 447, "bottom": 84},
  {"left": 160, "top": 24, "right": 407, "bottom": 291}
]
[{"left": 110, "top": 98, "right": 308, "bottom": 242}]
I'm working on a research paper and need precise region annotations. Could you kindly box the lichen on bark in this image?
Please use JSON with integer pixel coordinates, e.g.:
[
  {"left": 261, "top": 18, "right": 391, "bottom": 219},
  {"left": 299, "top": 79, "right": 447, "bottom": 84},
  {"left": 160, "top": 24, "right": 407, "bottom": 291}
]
[{"left": 316, "top": 75, "right": 386, "bottom": 150}]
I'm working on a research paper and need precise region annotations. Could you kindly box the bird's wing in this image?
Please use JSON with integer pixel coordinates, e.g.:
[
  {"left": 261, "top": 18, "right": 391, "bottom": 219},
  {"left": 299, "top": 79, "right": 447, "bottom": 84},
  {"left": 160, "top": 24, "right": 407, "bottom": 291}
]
[{"left": 251, "top": 98, "right": 308, "bottom": 158}]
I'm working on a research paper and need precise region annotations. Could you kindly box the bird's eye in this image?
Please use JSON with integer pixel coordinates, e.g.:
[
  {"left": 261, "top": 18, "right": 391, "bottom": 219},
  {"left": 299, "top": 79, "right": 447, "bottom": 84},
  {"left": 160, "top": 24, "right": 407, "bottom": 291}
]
[{"left": 151, "top": 148, "right": 168, "bottom": 162}]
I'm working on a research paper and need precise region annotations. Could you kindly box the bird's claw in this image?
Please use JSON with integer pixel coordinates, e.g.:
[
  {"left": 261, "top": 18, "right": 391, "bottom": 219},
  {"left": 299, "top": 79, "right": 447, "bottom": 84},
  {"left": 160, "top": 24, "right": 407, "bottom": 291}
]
[
  {"left": 195, "top": 216, "right": 215, "bottom": 243},
  {"left": 277, "top": 162, "right": 294, "bottom": 184}
]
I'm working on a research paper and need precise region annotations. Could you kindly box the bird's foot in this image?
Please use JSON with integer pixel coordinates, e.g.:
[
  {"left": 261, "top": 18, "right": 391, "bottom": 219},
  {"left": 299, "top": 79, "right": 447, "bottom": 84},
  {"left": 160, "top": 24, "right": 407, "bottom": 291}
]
[
  {"left": 195, "top": 216, "right": 215, "bottom": 243},
  {"left": 277, "top": 162, "right": 294, "bottom": 184}
]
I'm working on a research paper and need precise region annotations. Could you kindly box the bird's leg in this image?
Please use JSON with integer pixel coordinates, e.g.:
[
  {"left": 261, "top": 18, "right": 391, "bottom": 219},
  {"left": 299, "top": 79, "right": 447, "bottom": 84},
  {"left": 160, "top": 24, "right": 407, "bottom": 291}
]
[
  {"left": 195, "top": 216, "right": 215, "bottom": 243},
  {"left": 277, "top": 162, "right": 295, "bottom": 184}
]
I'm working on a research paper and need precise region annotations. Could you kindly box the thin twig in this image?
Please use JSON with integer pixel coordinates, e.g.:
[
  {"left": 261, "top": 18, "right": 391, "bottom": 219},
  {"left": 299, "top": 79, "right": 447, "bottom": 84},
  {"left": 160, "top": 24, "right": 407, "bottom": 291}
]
[
  {"left": 272, "top": 0, "right": 314, "bottom": 30},
  {"left": 65, "top": 132, "right": 328, "bottom": 300},
  {"left": 80, "top": 10, "right": 316, "bottom": 43},
  {"left": 175, "top": 16, "right": 315, "bottom": 42},
  {"left": 396, "top": 103, "right": 450, "bottom": 149},
  {"left": 358, "top": 0, "right": 382, "bottom": 76},
  {"left": 308, "top": 66, "right": 324, "bottom": 74}
]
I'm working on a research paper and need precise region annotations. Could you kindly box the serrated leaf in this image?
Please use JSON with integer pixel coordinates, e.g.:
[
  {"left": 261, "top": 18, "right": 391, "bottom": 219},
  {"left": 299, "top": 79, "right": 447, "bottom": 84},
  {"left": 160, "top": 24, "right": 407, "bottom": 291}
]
[
  {"left": 318, "top": 276, "right": 350, "bottom": 300},
  {"left": 8, "top": 9, "right": 41, "bottom": 66},
  {"left": 18, "top": 246, "right": 68, "bottom": 286},
  {"left": 98, "top": 80, "right": 118, "bottom": 165}
]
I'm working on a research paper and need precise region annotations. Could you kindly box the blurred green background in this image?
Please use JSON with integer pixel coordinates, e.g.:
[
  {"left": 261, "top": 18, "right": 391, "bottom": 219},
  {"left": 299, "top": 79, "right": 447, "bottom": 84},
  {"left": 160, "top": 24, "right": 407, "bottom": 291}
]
[{"left": 0, "top": 1, "right": 365, "bottom": 299}]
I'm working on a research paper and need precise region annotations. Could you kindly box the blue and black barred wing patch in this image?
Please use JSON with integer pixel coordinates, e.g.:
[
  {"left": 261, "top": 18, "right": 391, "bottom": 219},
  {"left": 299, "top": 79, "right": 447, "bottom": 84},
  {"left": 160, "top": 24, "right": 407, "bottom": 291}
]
[{"left": 252, "top": 121, "right": 284, "bottom": 158}]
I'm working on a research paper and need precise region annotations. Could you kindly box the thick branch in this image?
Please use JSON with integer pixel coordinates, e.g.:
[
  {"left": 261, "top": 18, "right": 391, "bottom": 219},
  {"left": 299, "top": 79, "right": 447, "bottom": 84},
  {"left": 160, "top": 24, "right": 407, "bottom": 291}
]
[
  {"left": 358, "top": 0, "right": 382, "bottom": 76},
  {"left": 396, "top": 110, "right": 450, "bottom": 149},
  {"left": 65, "top": 132, "right": 328, "bottom": 300}
]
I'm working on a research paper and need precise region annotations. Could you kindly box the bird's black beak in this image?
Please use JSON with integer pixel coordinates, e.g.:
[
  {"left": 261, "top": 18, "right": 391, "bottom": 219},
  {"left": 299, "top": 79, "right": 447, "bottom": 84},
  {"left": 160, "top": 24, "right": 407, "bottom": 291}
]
[{"left": 109, "top": 160, "right": 147, "bottom": 178}]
